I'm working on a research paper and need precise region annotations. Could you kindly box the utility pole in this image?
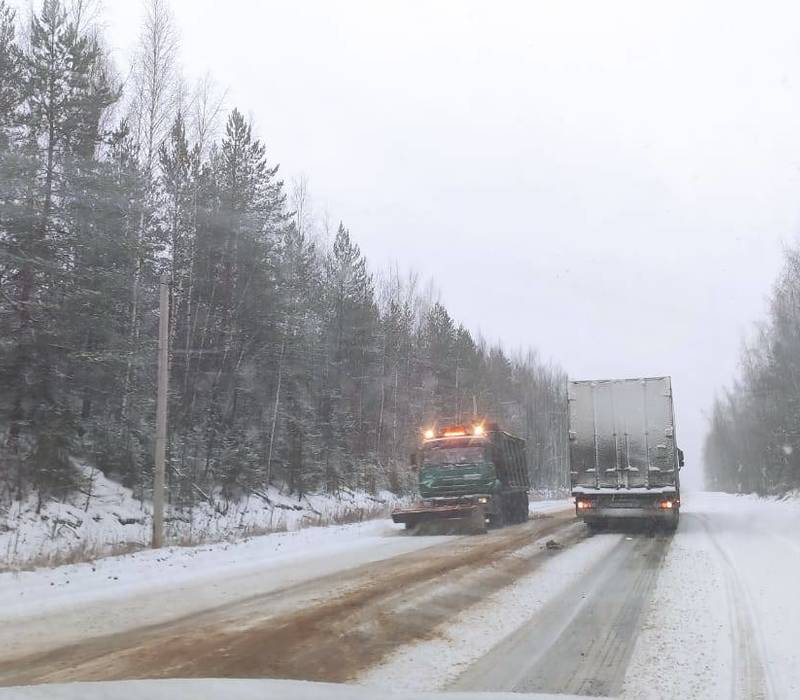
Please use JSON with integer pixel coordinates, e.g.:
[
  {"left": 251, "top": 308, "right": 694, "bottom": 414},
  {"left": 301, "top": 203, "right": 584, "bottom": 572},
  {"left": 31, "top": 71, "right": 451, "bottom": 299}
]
[{"left": 153, "top": 273, "right": 170, "bottom": 549}]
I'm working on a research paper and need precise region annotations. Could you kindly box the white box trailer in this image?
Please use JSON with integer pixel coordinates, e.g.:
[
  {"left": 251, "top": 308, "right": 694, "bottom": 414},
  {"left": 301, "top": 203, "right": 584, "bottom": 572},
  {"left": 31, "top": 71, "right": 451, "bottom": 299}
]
[{"left": 568, "top": 376, "right": 684, "bottom": 531}]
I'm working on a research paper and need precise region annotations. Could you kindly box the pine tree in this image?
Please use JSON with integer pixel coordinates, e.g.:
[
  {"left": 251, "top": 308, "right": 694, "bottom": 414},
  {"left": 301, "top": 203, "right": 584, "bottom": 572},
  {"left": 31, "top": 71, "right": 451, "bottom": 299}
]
[
  {"left": 82, "top": 119, "right": 152, "bottom": 489},
  {"left": 272, "top": 224, "right": 321, "bottom": 494},
  {"left": 2, "top": 0, "right": 117, "bottom": 498},
  {"left": 320, "top": 223, "right": 378, "bottom": 491},
  {"left": 0, "top": 1, "right": 20, "bottom": 146},
  {"left": 177, "top": 108, "right": 288, "bottom": 498}
]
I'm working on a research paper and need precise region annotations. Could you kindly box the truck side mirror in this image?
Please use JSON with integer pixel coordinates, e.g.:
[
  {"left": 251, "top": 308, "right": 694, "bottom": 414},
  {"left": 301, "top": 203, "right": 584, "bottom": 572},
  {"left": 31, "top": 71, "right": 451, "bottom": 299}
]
[
  {"left": 678, "top": 449, "right": 685, "bottom": 469},
  {"left": 410, "top": 452, "right": 418, "bottom": 470}
]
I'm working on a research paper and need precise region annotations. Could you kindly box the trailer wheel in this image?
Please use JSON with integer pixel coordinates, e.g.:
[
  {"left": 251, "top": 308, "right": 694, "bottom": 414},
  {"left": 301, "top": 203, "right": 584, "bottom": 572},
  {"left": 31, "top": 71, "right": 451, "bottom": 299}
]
[
  {"left": 587, "top": 519, "right": 606, "bottom": 534},
  {"left": 520, "top": 493, "right": 530, "bottom": 522},
  {"left": 492, "top": 500, "right": 506, "bottom": 529}
]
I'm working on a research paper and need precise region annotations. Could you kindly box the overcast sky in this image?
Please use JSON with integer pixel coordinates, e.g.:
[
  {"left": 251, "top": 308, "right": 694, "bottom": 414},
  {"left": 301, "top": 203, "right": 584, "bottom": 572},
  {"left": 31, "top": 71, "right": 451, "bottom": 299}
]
[{"left": 87, "top": 0, "right": 800, "bottom": 487}]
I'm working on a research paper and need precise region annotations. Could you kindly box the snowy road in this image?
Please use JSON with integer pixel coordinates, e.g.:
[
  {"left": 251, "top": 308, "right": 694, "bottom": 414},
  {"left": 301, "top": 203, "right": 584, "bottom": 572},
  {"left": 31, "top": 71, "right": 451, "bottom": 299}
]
[
  {"left": 361, "top": 492, "right": 800, "bottom": 699},
  {"left": 2, "top": 493, "right": 800, "bottom": 699},
  {"left": 617, "top": 493, "right": 800, "bottom": 699},
  {"left": 0, "top": 506, "right": 576, "bottom": 686},
  {"left": 450, "top": 532, "right": 669, "bottom": 696},
  {"left": 0, "top": 518, "right": 451, "bottom": 662}
]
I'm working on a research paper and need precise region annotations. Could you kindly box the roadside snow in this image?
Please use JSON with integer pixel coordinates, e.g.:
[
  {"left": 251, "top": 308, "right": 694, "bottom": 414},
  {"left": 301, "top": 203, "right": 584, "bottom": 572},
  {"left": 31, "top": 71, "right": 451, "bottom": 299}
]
[
  {"left": 1, "top": 463, "right": 405, "bottom": 570},
  {"left": 359, "top": 528, "right": 621, "bottom": 692},
  {"left": 1, "top": 463, "right": 566, "bottom": 571},
  {"left": 1, "top": 518, "right": 399, "bottom": 620}
]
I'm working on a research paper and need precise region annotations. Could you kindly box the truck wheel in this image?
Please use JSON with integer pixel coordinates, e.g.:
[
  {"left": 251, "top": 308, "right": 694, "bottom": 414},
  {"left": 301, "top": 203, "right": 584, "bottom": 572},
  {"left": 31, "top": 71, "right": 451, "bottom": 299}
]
[
  {"left": 587, "top": 519, "right": 606, "bottom": 534},
  {"left": 664, "top": 512, "right": 679, "bottom": 532},
  {"left": 505, "top": 493, "right": 516, "bottom": 523},
  {"left": 493, "top": 501, "right": 506, "bottom": 529}
]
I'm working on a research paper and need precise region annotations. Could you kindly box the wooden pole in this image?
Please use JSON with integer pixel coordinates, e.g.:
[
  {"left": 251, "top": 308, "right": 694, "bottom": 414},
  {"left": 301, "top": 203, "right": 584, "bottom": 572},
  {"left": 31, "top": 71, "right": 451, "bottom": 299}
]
[{"left": 153, "top": 273, "right": 170, "bottom": 548}]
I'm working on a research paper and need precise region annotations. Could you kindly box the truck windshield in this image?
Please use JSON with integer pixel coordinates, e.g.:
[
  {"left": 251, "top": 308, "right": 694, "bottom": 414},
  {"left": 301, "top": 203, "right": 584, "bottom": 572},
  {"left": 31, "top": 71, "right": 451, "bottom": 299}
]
[{"left": 422, "top": 441, "right": 486, "bottom": 467}]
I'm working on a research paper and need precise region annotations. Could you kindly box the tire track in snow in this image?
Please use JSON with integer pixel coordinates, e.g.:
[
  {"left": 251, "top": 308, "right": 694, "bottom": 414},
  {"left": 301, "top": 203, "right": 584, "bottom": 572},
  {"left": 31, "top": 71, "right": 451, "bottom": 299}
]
[
  {"left": 0, "top": 512, "right": 578, "bottom": 686},
  {"left": 695, "top": 513, "right": 773, "bottom": 700},
  {"left": 452, "top": 531, "right": 669, "bottom": 697}
]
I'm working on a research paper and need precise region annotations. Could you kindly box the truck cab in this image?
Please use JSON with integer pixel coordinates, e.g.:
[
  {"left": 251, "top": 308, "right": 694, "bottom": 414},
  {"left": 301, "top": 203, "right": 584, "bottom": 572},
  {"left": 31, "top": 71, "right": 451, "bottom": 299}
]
[
  {"left": 417, "top": 434, "right": 499, "bottom": 499},
  {"left": 394, "top": 421, "right": 530, "bottom": 532}
]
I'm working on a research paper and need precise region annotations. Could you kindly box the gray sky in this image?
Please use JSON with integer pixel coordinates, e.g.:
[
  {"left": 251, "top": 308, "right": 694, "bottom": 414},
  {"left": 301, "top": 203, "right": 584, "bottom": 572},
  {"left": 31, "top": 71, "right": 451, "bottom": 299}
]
[{"left": 97, "top": 0, "right": 800, "bottom": 488}]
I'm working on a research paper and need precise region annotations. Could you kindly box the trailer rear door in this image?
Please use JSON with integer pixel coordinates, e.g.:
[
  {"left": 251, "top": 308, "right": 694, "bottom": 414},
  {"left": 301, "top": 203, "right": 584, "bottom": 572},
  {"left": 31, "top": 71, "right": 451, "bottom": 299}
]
[{"left": 569, "top": 377, "right": 677, "bottom": 490}]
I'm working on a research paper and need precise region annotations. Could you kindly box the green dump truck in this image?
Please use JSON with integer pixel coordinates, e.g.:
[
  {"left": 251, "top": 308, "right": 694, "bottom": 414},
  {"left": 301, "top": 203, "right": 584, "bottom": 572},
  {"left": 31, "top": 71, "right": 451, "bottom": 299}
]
[{"left": 391, "top": 421, "right": 530, "bottom": 534}]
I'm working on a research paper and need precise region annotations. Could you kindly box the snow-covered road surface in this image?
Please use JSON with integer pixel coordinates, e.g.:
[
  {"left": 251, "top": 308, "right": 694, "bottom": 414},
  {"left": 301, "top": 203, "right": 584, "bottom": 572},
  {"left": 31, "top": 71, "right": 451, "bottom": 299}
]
[
  {"left": 364, "top": 492, "right": 800, "bottom": 699},
  {"left": 0, "top": 499, "right": 569, "bottom": 662},
  {"left": 0, "top": 678, "right": 589, "bottom": 700},
  {"left": 450, "top": 533, "right": 668, "bottom": 695},
  {"left": 3, "top": 493, "right": 800, "bottom": 699},
  {"left": 0, "top": 506, "right": 576, "bottom": 685},
  {"left": 620, "top": 492, "right": 800, "bottom": 699},
  {"left": 0, "top": 518, "right": 452, "bottom": 661}
]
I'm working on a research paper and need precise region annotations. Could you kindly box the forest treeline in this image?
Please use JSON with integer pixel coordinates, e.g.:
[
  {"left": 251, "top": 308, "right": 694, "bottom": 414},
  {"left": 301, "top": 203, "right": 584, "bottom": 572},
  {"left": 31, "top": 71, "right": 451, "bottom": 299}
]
[
  {"left": 0, "top": 0, "right": 567, "bottom": 511},
  {"left": 705, "top": 247, "right": 800, "bottom": 495}
]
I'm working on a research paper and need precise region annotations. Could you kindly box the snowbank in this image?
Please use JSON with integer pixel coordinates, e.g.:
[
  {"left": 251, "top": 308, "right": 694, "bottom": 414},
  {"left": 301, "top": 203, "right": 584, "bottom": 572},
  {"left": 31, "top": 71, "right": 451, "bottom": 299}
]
[{"left": 1, "top": 464, "right": 405, "bottom": 570}]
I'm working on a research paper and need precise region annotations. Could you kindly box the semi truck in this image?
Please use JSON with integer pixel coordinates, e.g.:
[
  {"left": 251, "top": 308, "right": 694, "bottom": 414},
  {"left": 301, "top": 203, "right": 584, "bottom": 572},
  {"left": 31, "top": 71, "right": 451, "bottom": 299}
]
[
  {"left": 391, "top": 421, "right": 530, "bottom": 534},
  {"left": 568, "top": 376, "right": 684, "bottom": 531}
]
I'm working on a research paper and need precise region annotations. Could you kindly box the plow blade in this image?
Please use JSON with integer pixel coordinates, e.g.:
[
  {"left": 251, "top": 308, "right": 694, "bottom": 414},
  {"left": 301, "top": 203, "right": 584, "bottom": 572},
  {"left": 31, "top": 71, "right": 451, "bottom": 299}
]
[{"left": 392, "top": 504, "right": 487, "bottom": 535}]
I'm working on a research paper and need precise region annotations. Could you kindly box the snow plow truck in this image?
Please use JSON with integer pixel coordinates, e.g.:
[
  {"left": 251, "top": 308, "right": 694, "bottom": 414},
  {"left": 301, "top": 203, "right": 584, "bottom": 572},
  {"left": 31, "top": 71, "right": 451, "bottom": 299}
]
[{"left": 391, "top": 421, "right": 530, "bottom": 534}]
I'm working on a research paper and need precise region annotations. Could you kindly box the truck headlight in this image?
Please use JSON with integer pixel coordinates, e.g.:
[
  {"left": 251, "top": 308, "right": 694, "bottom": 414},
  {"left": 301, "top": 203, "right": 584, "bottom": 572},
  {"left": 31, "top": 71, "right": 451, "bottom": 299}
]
[{"left": 477, "top": 496, "right": 489, "bottom": 504}]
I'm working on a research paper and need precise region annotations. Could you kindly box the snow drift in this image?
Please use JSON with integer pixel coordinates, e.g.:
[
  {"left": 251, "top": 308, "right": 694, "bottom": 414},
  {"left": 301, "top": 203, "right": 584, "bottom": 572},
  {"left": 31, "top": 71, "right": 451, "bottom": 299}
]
[{"left": 1, "top": 463, "right": 404, "bottom": 570}]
